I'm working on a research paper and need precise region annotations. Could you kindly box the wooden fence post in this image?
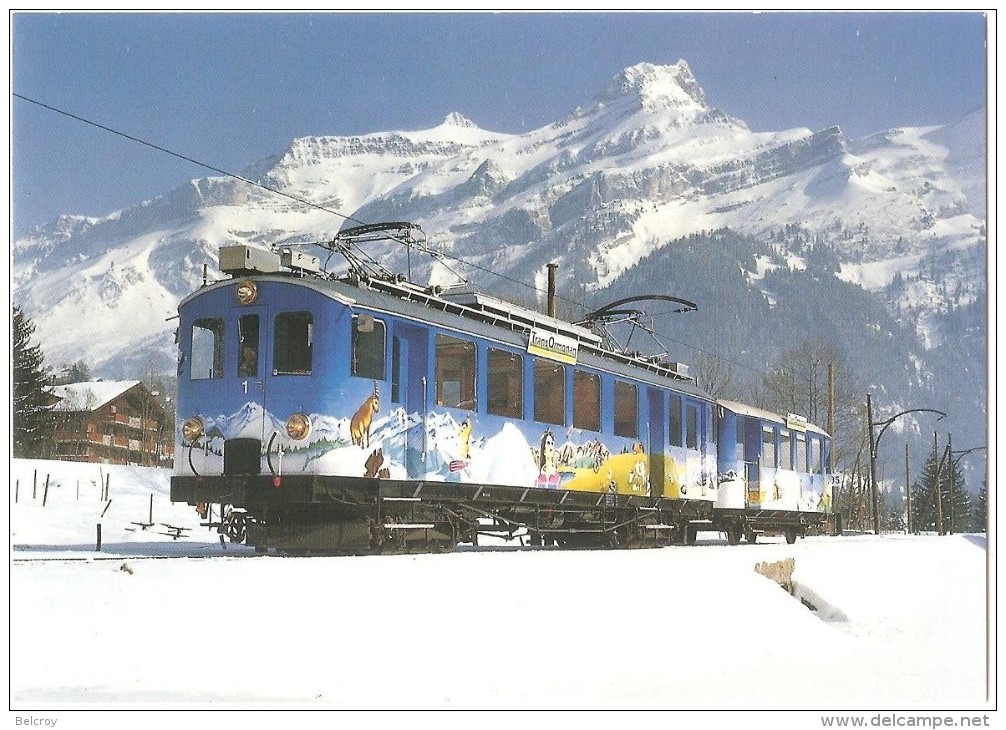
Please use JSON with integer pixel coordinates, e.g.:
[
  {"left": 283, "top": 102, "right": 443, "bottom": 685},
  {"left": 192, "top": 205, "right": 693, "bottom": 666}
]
[
  {"left": 96, "top": 523, "right": 102, "bottom": 552},
  {"left": 33, "top": 469, "right": 37, "bottom": 500},
  {"left": 42, "top": 475, "right": 50, "bottom": 506}
]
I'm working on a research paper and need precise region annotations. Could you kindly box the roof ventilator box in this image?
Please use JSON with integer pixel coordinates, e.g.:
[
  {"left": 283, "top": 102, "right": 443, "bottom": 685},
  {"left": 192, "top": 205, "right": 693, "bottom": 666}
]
[
  {"left": 280, "top": 248, "right": 322, "bottom": 274},
  {"left": 219, "top": 245, "right": 283, "bottom": 275}
]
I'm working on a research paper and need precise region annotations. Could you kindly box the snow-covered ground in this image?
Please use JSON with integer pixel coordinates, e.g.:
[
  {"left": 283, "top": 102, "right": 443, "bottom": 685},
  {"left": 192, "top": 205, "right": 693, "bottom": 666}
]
[{"left": 10, "top": 459, "right": 995, "bottom": 719}]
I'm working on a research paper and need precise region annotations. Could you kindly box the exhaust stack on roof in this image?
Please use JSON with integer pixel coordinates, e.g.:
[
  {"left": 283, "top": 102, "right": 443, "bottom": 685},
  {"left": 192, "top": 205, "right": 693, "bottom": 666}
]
[{"left": 547, "top": 263, "right": 558, "bottom": 319}]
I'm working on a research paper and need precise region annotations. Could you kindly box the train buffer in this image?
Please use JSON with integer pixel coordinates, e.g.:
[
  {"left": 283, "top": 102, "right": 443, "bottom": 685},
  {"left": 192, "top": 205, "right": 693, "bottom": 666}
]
[{"left": 157, "top": 523, "right": 192, "bottom": 540}]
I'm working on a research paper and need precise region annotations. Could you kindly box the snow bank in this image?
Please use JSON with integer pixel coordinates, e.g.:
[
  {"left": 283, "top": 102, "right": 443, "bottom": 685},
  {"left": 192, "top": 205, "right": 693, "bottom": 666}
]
[{"left": 10, "top": 459, "right": 994, "bottom": 712}]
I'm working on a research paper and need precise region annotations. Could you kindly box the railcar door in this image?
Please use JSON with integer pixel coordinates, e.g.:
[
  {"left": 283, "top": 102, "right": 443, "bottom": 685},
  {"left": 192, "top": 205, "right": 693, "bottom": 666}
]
[
  {"left": 647, "top": 387, "right": 665, "bottom": 498},
  {"left": 236, "top": 307, "right": 268, "bottom": 437},
  {"left": 391, "top": 322, "right": 429, "bottom": 478},
  {"left": 221, "top": 303, "right": 271, "bottom": 476}
]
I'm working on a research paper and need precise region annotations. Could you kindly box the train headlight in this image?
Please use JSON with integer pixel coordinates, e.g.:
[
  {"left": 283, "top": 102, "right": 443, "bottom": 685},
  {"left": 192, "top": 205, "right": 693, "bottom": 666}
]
[
  {"left": 182, "top": 416, "right": 205, "bottom": 444},
  {"left": 286, "top": 412, "right": 312, "bottom": 441},
  {"left": 235, "top": 279, "right": 258, "bottom": 305}
]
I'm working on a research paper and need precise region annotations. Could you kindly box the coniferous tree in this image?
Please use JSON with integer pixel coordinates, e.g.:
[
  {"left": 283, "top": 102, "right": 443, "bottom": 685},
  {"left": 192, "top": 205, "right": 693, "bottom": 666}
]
[
  {"left": 974, "top": 481, "right": 987, "bottom": 533},
  {"left": 66, "top": 360, "right": 92, "bottom": 383},
  {"left": 883, "top": 487, "right": 906, "bottom": 532},
  {"left": 13, "top": 305, "right": 53, "bottom": 458},
  {"left": 909, "top": 451, "right": 971, "bottom": 534}
]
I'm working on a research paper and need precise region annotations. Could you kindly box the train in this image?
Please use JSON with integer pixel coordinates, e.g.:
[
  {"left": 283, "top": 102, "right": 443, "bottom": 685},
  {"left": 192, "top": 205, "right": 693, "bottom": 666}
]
[{"left": 170, "top": 222, "right": 836, "bottom": 553}]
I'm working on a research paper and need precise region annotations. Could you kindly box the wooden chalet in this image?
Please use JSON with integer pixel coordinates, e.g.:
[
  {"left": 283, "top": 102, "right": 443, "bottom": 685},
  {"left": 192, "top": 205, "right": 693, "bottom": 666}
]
[{"left": 49, "top": 380, "right": 174, "bottom": 466}]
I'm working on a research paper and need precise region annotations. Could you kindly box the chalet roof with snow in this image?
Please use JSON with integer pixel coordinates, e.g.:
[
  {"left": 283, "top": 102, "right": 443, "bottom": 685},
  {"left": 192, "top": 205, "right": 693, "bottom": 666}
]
[{"left": 49, "top": 380, "right": 142, "bottom": 413}]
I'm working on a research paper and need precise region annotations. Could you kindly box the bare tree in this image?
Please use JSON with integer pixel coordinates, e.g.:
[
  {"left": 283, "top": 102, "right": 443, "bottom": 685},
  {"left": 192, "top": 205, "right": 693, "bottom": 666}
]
[
  {"left": 693, "top": 353, "right": 736, "bottom": 400},
  {"left": 755, "top": 338, "right": 862, "bottom": 473}
]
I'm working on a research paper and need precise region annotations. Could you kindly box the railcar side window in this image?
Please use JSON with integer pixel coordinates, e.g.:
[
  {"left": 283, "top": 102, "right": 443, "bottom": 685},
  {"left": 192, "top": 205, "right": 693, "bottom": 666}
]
[
  {"left": 238, "top": 314, "right": 259, "bottom": 377},
  {"left": 669, "top": 394, "right": 682, "bottom": 447},
  {"left": 685, "top": 402, "right": 699, "bottom": 449},
  {"left": 274, "top": 311, "right": 313, "bottom": 375},
  {"left": 352, "top": 315, "right": 386, "bottom": 380},
  {"left": 573, "top": 370, "right": 601, "bottom": 432},
  {"left": 614, "top": 381, "right": 638, "bottom": 438},
  {"left": 796, "top": 432, "right": 808, "bottom": 473},
  {"left": 488, "top": 348, "right": 523, "bottom": 418},
  {"left": 779, "top": 429, "right": 792, "bottom": 470},
  {"left": 191, "top": 317, "right": 224, "bottom": 380},
  {"left": 762, "top": 426, "right": 776, "bottom": 468},
  {"left": 391, "top": 337, "right": 402, "bottom": 403},
  {"left": 436, "top": 334, "right": 476, "bottom": 409},
  {"left": 534, "top": 360, "right": 565, "bottom": 425}
]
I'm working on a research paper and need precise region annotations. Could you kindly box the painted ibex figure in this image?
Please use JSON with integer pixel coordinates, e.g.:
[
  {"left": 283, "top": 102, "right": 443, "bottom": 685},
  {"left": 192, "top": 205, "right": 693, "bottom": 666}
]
[{"left": 350, "top": 381, "right": 380, "bottom": 448}]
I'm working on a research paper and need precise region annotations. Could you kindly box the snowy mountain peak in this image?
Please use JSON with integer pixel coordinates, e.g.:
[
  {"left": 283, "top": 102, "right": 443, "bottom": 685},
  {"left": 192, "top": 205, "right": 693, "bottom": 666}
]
[
  {"left": 441, "top": 112, "right": 478, "bottom": 128},
  {"left": 597, "top": 60, "right": 708, "bottom": 113}
]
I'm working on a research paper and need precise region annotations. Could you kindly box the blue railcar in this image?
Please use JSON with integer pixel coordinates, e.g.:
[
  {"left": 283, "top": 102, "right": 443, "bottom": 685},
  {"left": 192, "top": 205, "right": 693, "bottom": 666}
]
[{"left": 170, "top": 225, "right": 832, "bottom": 553}]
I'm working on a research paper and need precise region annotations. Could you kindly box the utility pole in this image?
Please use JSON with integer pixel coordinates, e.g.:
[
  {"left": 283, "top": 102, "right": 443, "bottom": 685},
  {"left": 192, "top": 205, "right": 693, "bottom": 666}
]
[
  {"left": 905, "top": 442, "right": 912, "bottom": 535},
  {"left": 934, "top": 432, "right": 943, "bottom": 535},
  {"left": 866, "top": 394, "right": 881, "bottom": 535},
  {"left": 827, "top": 362, "right": 835, "bottom": 445},
  {"left": 947, "top": 432, "right": 954, "bottom": 535}
]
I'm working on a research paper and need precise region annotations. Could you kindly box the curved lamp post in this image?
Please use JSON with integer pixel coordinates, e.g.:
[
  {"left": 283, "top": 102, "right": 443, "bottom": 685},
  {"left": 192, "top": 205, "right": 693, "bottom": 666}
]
[{"left": 867, "top": 394, "right": 946, "bottom": 535}]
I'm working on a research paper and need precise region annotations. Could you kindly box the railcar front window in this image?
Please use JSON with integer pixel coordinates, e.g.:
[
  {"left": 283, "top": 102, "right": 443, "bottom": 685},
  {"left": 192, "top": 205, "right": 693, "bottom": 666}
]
[
  {"left": 352, "top": 315, "right": 386, "bottom": 380},
  {"left": 810, "top": 436, "right": 823, "bottom": 474},
  {"left": 274, "top": 311, "right": 313, "bottom": 375},
  {"left": 488, "top": 348, "right": 523, "bottom": 418},
  {"left": 534, "top": 360, "right": 565, "bottom": 426},
  {"left": 238, "top": 314, "right": 259, "bottom": 377},
  {"left": 191, "top": 318, "right": 224, "bottom": 380},
  {"left": 436, "top": 334, "right": 476, "bottom": 409},
  {"left": 796, "top": 433, "right": 808, "bottom": 473},
  {"left": 573, "top": 370, "right": 601, "bottom": 432},
  {"left": 614, "top": 381, "right": 638, "bottom": 438}
]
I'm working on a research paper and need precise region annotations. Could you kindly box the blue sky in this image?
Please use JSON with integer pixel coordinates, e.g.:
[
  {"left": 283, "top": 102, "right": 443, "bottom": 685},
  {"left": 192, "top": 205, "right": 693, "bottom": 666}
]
[{"left": 10, "top": 11, "right": 988, "bottom": 236}]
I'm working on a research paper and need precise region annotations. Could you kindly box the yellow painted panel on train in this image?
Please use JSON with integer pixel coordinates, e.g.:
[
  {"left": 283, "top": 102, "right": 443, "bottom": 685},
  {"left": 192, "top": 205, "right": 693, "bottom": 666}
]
[{"left": 562, "top": 452, "right": 649, "bottom": 495}]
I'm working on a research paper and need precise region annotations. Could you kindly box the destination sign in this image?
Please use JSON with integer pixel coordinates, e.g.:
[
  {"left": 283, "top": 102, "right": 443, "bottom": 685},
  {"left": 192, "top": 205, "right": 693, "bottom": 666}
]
[
  {"left": 527, "top": 328, "right": 579, "bottom": 365},
  {"left": 786, "top": 413, "right": 809, "bottom": 432}
]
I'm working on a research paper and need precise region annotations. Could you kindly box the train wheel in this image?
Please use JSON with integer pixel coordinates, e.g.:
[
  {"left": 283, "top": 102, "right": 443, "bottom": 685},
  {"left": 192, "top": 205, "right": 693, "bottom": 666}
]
[
  {"left": 746, "top": 530, "right": 757, "bottom": 544},
  {"left": 726, "top": 526, "right": 742, "bottom": 546},
  {"left": 685, "top": 525, "right": 698, "bottom": 546},
  {"left": 785, "top": 529, "right": 798, "bottom": 545},
  {"left": 221, "top": 512, "right": 248, "bottom": 544}
]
